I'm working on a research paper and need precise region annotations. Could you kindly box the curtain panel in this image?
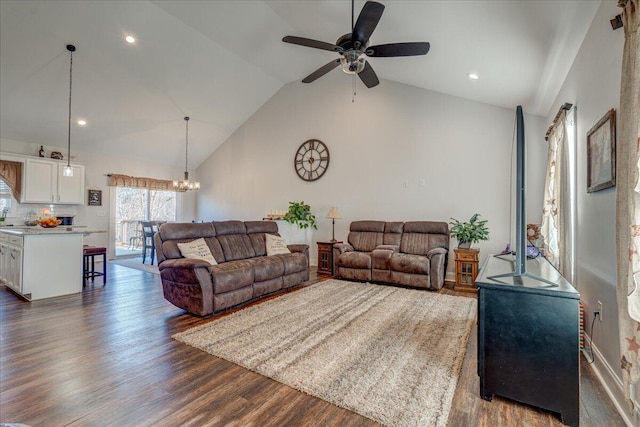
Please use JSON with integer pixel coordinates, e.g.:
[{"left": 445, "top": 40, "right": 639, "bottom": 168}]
[
  {"left": 107, "top": 174, "right": 179, "bottom": 192},
  {"left": 541, "top": 110, "right": 571, "bottom": 279},
  {"left": 0, "top": 160, "right": 22, "bottom": 201},
  {"left": 616, "top": 0, "right": 640, "bottom": 401}
]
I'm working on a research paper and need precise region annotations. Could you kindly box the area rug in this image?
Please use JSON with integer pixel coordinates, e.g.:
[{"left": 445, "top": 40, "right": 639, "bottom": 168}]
[
  {"left": 173, "top": 280, "right": 477, "bottom": 427},
  {"left": 109, "top": 257, "right": 159, "bottom": 275}
]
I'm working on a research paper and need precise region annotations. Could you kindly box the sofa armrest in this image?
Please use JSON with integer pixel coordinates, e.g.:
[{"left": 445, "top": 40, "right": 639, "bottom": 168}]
[
  {"left": 158, "top": 258, "right": 212, "bottom": 271},
  {"left": 158, "top": 258, "right": 214, "bottom": 316},
  {"left": 427, "top": 248, "right": 448, "bottom": 290},
  {"left": 287, "top": 244, "right": 310, "bottom": 265},
  {"left": 427, "top": 247, "right": 448, "bottom": 259},
  {"left": 333, "top": 243, "right": 354, "bottom": 254},
  {"left": 375, "top": 244, "right": 399, "bottom": 253}
]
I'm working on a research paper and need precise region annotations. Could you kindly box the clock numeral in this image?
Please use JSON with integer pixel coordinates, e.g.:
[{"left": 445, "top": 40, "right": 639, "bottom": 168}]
[
  {"left": 295, "top": 159, "right": 304, "bottom": 164},
  {"left": 319, "top": 156, "right": 328, "bottom": 161},
  {"left": 308, "top": 140, "right": 315, "bottom": 150}
]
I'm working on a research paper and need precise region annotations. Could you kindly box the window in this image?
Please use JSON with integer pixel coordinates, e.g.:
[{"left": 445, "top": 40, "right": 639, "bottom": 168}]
[
  {"left": 114, "top": 187, "right": 177, "bottom": 257},
  {"left": 0, "top": 179, "right": 14, "bottom": 214}
]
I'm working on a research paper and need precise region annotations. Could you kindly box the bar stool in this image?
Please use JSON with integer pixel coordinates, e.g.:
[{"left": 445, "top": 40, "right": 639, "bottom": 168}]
[{"left": 83, "top": 246, "right": 107, "bottom": 286}]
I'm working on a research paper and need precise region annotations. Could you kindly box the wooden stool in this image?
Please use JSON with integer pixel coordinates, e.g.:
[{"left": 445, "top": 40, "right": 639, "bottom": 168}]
[{"left": 83, "top": 246, "right": 107, "bottom": 286}]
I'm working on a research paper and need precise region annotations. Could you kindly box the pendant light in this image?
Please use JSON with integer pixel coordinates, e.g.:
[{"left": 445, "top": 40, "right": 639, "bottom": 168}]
[
  {"left": 173, "top": 117, "right": 200, "bottom": 191},
  {"left": 62, "top": 44, "right": 75, "bottom": 177}
]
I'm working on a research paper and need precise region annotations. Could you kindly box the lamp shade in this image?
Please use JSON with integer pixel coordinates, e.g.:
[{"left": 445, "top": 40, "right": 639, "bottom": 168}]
[{"left": 326, "top": 207, "right": 341, "bottom": 219}]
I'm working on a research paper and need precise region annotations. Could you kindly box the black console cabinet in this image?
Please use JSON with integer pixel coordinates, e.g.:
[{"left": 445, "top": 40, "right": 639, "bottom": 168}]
[{"left": 476, "top": 256, "right": 580, "bottom": 427}]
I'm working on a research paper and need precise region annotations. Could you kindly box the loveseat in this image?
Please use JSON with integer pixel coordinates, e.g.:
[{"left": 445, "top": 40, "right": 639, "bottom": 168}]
[
  {"left": 333, "top": 220, "right": 449, "bottom": 290},
  {"left": 155, "top": 220, "right": 309, "bottom": 316}
]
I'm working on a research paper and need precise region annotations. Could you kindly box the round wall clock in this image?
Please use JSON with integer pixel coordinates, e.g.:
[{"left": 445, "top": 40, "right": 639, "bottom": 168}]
[{"left": 294, "top": 139, "right": 330, "bottom": 181}]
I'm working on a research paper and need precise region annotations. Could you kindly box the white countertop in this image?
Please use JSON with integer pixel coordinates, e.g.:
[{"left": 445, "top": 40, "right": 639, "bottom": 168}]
[{"left": 0, "top": 227, "right": 106, "bottom": 236}]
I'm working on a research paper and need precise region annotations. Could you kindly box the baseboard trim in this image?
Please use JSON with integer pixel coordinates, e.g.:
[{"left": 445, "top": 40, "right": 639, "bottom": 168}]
[{"left": 584, "top": 335, "right": 639, "bottom": 427}]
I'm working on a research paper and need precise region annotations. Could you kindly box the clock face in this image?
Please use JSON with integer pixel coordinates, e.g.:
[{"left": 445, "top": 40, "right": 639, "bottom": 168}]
[{"left": 294, "top": 139, "right": 330, "bottom": 181}]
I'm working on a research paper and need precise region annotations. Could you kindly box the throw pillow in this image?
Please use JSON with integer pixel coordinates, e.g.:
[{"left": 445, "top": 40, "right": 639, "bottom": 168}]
[
  {"left": 177, "top": 238, "right": 218, "bottom": 265},
  {"left": 265, "top": 234, "right": 290, "bottom": 256}
]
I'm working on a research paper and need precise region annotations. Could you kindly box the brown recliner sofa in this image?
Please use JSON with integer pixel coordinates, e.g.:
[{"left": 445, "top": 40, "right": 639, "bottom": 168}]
[
  {"left": 333, "top": 220, "right": 449, "bottom": 290},
  {"left": 155, "top": 220, "right": 309, "bottom": 316}
]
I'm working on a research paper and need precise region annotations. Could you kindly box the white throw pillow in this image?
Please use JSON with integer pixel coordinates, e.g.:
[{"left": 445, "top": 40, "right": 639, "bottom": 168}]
[
  {"left": 265, "top": 234, "right": 291, "bottom": 256},
  {"left": 177, "top": 238, "right": 218, "bottom": 265}
]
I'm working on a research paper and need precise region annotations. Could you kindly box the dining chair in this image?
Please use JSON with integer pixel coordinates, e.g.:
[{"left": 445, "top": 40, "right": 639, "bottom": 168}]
[{"left": 141, "top": 221, "right": 156, "bottom": 264}]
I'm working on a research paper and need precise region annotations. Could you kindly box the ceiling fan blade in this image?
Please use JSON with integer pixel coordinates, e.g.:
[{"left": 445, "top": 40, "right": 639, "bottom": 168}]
[
  {"left": 302, "top": 59, "right": 341, "bottom": 83},
  {"left": 282, "top": 36, "right": 341, "bottom": 52},
  {"left": 352, "top": 1, "right": 385, "bottom": 47},
  {"left": 366, "top": 42, "right": 430, "bottom": 57},
  {"left": 358, "top": 61, "right": 379, "bottom": 88}
]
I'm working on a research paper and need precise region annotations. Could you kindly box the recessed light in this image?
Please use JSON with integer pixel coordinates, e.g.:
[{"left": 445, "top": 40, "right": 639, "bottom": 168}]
[
  {"left": 77, "top": 119, "right": 87, "bottom": 126},
  {"left": 125, "top": 35, "right": 135, "bottom": 44},
  {"left": 468, "top": 73, "right": 479, "bottom": 80}
]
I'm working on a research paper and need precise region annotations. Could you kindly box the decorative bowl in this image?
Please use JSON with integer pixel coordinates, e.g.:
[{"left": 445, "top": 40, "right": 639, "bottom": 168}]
[{"left": 39, "top": 219, "right": 62, "bottom": 228}]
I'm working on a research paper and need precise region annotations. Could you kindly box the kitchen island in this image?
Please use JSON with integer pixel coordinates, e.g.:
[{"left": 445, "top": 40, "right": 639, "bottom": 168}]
[{"left": 0, "top": 227, "right": 106, "bottom": 300}]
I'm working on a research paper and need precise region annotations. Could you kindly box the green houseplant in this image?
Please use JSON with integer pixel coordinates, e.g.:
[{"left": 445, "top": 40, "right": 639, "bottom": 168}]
[
  {"left": 284, "top": 201, "right": 317, "bottom": 230},
  {"left": 449, "top": 213, "right": 489, "bottom": 249}
]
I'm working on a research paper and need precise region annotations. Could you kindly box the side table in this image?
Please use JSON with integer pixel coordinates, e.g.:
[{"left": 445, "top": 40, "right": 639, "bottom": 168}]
[
  {"left": 317, "top": 241, "right": 341, "bottom": 276},
  {"left": 454, "top": 248, "right": 479, "bottom": 292}
]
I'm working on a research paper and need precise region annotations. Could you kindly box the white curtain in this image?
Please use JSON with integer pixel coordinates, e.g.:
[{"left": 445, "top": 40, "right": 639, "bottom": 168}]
[
  {"left": 616, "top": 0, "right": 640, "bottom": 401},
  {"left": 541, "top": 110, "right": 572, "bottom": 280}
]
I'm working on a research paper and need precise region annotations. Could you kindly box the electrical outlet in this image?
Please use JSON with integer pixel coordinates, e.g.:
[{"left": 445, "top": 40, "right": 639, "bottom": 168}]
[{"left": 597, "top": 300, "right": 603, "bottom": 322}]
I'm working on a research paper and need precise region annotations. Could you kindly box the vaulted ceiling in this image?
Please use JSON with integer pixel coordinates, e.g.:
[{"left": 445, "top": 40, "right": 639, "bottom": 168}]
[{"left": 0, "top": 1, "right": 601, "bottom": 168}]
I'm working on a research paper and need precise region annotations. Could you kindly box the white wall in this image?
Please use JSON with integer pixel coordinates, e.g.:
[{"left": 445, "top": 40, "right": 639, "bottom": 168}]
[
  {"left": 196, "top": 71, "right": 548, "bottom": 275},
  {"left": 547, "top": 1, "right": 638, "bottom": 423},
  {"left": 0, "top": 138, "right": 197, "bottom": 255}
]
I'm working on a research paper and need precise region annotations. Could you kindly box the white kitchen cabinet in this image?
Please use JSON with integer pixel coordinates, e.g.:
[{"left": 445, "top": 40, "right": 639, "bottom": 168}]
[
  {"left": 0, "top": 233, "right": 23, "bottom": 294},
  {"left": 22, "top": 158, "right": 85, "bottom": 204}
]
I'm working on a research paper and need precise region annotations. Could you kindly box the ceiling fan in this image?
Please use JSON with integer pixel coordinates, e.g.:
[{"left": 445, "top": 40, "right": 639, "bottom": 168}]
[{"left": 282, "top": 0, "right": 430, "bottom": 89}]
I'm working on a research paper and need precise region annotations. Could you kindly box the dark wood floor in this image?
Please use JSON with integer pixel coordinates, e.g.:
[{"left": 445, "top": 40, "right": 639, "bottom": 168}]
[{"left": 0, "top": 264, "right": 624, "bottom": 426}]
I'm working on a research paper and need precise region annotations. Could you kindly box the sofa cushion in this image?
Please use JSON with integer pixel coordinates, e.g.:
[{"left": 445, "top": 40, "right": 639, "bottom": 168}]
[
  {"left": 247, "top": 256, "right": 285, "bottom": 282},
  {"left": 246, "top": 221, "right": 279, "bottom": 256},
  {"left": 338, "top": 251, "right": 372, "bottom": 269},
  {"left": 161, "top": 236, "right": 225, "bottom": 263},
  {"left": 217, "top": 234, "right": 256, "bottom": 261},
  {"left": 390, "top": 253, "right": 430, "bottom": 275},
  {"left": 177, "top": 238, "right": 218, "bottom": 265},
  {"left": 265, "top": 234, "right": 291, "bottom": 256},
  {"left": 210, "top": 260, "right": 254, "bottom": 294},
  {"left": 383, "top": 222, "right": 403, "bottom": 246}
]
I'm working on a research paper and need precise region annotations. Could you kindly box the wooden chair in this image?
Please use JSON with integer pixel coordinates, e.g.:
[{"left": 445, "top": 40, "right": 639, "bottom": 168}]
[{"left": 141, "top": 221, "right": 156, "bottom": 265}]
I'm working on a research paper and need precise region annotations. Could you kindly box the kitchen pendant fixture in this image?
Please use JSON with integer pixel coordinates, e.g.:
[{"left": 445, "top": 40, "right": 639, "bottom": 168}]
[
  {"left": 62, "top": 44, "right": 75, "bottom": 177},
  {"left": 173, "top": 116, "right": 200, "bottom": 191}
]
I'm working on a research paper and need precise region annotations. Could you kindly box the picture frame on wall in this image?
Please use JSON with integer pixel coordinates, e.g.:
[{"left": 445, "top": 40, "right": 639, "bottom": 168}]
[
  {"left": 587, "top": 109, "right": 616, "bottom": 193},
  {"left": 88, "top": 189, "right": 102, "bottom": 206}
]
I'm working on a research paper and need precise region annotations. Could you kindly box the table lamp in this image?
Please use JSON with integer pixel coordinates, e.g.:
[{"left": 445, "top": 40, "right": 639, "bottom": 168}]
[{"left": 326, "top": 207, "right": 341, "bottom": 242}]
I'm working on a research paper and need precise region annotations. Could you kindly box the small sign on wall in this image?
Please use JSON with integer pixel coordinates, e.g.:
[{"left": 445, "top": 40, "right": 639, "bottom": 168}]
[{"left": 88, "top": 189, "right": 102, "bottom": 206}]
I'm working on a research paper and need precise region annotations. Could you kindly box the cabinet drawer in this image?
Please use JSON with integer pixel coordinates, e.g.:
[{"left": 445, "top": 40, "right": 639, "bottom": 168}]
[
  {"left": 0, "top": 233, "right": 8, "bottom": 243},
  {"left": 8, "top": 235, "right": 23, "bottom": 246},
  {"left": 456, "top": 251, "right": 479, "bottom": 261}
]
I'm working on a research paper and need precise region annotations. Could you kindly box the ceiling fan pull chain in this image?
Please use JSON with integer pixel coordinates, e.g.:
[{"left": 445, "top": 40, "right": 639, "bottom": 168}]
[{"left": 352, "top": 74, "right": 357, "bottom": 103}]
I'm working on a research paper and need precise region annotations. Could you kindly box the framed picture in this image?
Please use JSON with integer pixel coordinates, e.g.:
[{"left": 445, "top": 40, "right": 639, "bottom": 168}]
[
  {"left": 88, "top": 189, "right": 102, "bottom": 206},
  {"left": 587, "top": 109, "right": 616, "bottom": 193}
]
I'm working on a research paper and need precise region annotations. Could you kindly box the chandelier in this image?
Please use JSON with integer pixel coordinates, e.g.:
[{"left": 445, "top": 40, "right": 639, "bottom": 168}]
[{"left": 173, "top": 116, "right": 200, "bottom": 191}]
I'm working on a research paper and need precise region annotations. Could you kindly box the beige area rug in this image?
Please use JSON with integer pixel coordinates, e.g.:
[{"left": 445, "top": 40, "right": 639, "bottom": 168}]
[
  {"left": 173, "top": 280, "right": 477, "bottom": 427},
  {"left": 109, "top": 257, "right": 159, "bottom": 275}
]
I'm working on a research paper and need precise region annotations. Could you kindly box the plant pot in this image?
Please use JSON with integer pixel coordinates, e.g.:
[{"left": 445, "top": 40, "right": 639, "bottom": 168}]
[{"left": 458, "top": 242, "right": 472, "bottom": 249}]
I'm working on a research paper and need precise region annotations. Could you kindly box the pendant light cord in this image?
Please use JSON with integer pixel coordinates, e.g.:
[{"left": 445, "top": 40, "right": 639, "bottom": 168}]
[
  {"left": 184, "top": 116, "right": 190, "bottom": 180},
  {"left": 67, "top": 46, "right": 74, "bottom": 168}
]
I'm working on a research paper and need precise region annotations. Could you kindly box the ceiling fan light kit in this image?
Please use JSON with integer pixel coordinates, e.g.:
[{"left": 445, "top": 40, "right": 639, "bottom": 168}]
[{"left": 282, "top": 0, "right": 430, "bottom": 89}]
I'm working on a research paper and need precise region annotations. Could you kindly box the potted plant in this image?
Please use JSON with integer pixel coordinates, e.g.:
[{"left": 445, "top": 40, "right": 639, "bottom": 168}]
[
  {"left": 284, "top": 201, "right": 317, "bottom": 230},
  {"left": 449, "top": 213, "right": 489, "bottom": 249}
]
